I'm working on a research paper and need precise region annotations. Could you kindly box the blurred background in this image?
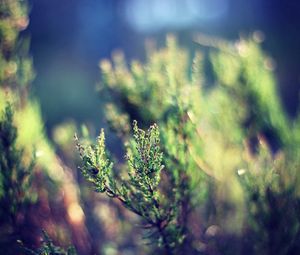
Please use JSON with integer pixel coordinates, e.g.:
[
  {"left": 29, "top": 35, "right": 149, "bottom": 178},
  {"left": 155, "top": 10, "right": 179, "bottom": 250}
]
[
  {"left": 27, "top": 0, "right": 300, "bottom": 131},
  {"left": 0, "top": 1, "right": 297, "bottom": 254}
]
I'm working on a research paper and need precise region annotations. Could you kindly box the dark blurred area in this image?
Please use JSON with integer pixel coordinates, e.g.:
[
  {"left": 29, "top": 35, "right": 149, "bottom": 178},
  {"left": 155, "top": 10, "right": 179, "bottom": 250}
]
[{"left": 27, "top": 0, "right": 300, "bottom": 129}]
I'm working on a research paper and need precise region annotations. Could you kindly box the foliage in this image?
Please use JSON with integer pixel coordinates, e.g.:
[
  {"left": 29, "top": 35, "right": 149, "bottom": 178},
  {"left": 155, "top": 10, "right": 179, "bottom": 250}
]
[
  {"left": 0, "top": 1, "right": 85, "bottom": 253},
  {"left": 77, "top": 121, "right": 185, "bottom": 254},
  {"left": 77, "top": 35, "right": 300, "bottom": 254},
  {"left": 0, "top": 0, "right": 34, "bottom": 92},
  {"left": 0, "top": 104, "right": 36, "bottom": 254},
  {"left": 1, "top": 1, "right": 300, "bottom": 253},
  {"left": 24, "top": 231, "right": 77, "bottom": 255}
]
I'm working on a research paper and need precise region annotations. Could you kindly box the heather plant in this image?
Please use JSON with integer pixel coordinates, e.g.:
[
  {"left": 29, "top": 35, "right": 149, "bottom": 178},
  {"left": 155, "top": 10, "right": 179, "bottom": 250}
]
[
  {"left": 206, "top": 35, "right": 300, "bottom": 254},
  {"left": 0, "top": 1, "right": 89, "bottom": 253},
  {"left": 77, "top": 35, "right": 300, "bottom": 254},
  {"left": 1, "top": 1, "right": 300, "bottom": 253},
  {"left": 0, "top": 104, "right": 36, "bottom": 254},
  {"left": 24, "top": 231, "right": 77, "bottom": 255},
  {"left": 76, "top": 121, "right": 186, "bottom": 254},
  {"left": 0, "top": 1, "right": 38, "bottom": 252}
]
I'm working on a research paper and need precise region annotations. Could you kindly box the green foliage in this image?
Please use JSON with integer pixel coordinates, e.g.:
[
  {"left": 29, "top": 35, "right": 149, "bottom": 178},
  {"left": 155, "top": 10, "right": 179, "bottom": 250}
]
[
  {"left": 203, "top": 35, "right": 300, "bottom": 253},
  {"left": 76, "top": 128, "right": 114, "bottom": 194},
  {"left": 0, "top": 0, "right": 34, "bottom": 90},
  {"left": 237, "top": 136, "right": 300, "bottom": 254},
  {"left": 0, "top": 104, "right": 35, "bottom": 209},
  {"left": 78, "top": 34, "right": 300, "bottom": 254},
  {"left": 0, "top": 1, "right": 80, "bottom": 253},
  {"left": 77, "top": 121, "right": 186, "bottom": 253},
  {"left": 0, "top": 104, "right": 36, "bottom": 253},
  {"left": 24, "top": 231, "right": 77, "bottom": 255},
  {"left": 209, "top": 38, "right": 290, "bottom": 147},
  {"left": 1, "top": 2, "right": 299, "bottom": 254}
]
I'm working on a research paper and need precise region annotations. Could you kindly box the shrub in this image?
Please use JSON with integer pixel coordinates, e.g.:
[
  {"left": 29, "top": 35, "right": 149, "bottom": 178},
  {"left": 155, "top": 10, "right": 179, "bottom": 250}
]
[
  {"left": 0, "top": 1, "right": 86, "bottom": 253},
  {"left": 1, "top": 1, "right": 300, "bottom": 253},
  {"left": 77, "top": 35, "right": 300, "bottom": 254}
]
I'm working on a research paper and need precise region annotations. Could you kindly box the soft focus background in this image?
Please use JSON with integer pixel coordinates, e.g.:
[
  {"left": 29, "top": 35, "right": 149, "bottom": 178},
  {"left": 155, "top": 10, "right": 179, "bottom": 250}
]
[
  {"left": 1, "top": 1, "right": 299, "bottom": 254},
  {"left": 27, "top": 0, "right": 300, "bottom": 130}
]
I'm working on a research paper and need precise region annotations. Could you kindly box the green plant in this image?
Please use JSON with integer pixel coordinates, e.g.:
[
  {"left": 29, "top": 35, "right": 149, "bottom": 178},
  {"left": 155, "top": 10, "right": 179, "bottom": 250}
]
[
  {"left": 77, "top": 35, "right": 300, "bottom": 254},
  {"left": 0, "top": 104, "right": 36, "bottom": 254},
  {"left": 76, "top": 121, "right": 187, "bottom": 254},
  {"left": 0, "top": 1, "right": 88, "bottom": 253},
  {"left": 24, "top": 231, "right": 77, "bottom": 255},
  {"left": 1, "top": 1, "right": 299, "bottom": 252}
]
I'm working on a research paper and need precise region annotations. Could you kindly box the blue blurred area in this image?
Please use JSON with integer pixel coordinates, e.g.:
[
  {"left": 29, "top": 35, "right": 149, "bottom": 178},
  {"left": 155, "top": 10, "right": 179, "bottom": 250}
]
[
  {"left": 123, "top": 0, "right": 229, "bottom": 32},
  {"left": 28, "top": 0, "right": 300, "bottom": 130}
]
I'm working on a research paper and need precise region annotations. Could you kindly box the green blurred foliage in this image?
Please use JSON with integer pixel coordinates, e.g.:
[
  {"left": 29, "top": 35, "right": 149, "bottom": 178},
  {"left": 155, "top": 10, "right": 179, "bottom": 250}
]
[
  {"left": 24, "top": 230, "right": 77, "bottom": 255},
  {"left": 77, "top": 34, "right": 300, "bottom": 254},
  {"left": 1, "top": 1, "right": 300, "bottom": 254},
  {"left": 0, "top": 104, "right": 36, "bottom": 254},
  {"left": 0, "top": 0, "right": 58, "bottom": 181},
  {"left": 0, "top": 1, "right": 82, "bottom": 253}
]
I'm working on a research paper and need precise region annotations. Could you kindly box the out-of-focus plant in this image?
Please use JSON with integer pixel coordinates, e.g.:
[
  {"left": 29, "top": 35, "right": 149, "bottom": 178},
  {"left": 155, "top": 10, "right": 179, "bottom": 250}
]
[
  {"left": 0, "top": 104, "right": 36, "bottom": 254},
  {"left": 0, "top": 1, "right": 90, "bottom": 253},
  {"left": 0, "top": 0, "right": 33, "bottom": 93},
  {"left": 2, "top": 1, "right": 299, "bottom": 253},
  {"left": 24, "top": 230, "right": 77, "bottom": 255},
  {"left": 0, "top": 1, "right": 38, "bottom": 253},
  {"left": 77, "top": 34, "right": 300, "bottom": 254},
  {"left": 205, "top": 34, "right": 300, "bottom": 254}
]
